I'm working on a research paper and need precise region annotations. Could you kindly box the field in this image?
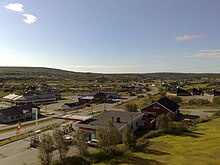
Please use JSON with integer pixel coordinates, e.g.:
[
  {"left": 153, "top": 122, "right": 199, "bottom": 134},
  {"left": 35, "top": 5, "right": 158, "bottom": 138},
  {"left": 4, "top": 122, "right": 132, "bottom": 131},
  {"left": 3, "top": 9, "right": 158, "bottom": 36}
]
[
  {"left": 114, "top": 95, "right": 161, "bottom": 110},
  {"left": 135, "top": 118, "right": 220, "bottom": 165},
  {"left": 92, "top": 118, "right": 220, "bottom": 165}
]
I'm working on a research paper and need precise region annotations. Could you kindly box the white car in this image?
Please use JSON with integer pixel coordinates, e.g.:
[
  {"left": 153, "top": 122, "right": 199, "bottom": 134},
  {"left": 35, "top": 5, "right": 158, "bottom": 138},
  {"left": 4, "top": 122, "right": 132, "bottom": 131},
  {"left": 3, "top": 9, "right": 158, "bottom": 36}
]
[
  {"left": 87, "top": 139, "right": 98, "bottom": 147},
  {"left": 64, "top": 135, "right": 73, "bottom": 144}
]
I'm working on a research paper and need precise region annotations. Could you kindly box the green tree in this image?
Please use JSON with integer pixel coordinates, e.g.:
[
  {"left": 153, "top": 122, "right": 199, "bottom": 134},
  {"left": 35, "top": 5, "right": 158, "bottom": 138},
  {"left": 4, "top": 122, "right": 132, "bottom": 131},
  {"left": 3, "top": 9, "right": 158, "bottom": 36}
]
[
  {"left": 122, "top": 124, "right": 136, "bottom": 150},
  {"left": 38, "top": 133, "right": 54, "bottom": 165},
  {"left": 52, "top": 129, "right": 69, "bottom": 161},
  {"left": 156, "top": 113, "right": 172, "bottom": 133},
  {"left": 167, "top": 96, "right": 183, "bottom": 104},
  {"left": 213, "top": 96, "right": 220, "bottom": 106},
  {"left": 96, "top": 120, "right": 119, "bottom": 153},
  {"left": 125, "top": 103, "right": 138, "bottom": 112},
  {"left": 75, "top": 129, "right": 88, "bottom": 156}
]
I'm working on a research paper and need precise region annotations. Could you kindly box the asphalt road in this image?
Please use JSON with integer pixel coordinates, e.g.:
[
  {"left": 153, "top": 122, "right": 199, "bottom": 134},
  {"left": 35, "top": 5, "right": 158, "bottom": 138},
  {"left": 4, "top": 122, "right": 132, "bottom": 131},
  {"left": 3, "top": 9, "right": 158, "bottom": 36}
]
[{"left": 0, "top": 130, "right": 78, "bottom": 165}]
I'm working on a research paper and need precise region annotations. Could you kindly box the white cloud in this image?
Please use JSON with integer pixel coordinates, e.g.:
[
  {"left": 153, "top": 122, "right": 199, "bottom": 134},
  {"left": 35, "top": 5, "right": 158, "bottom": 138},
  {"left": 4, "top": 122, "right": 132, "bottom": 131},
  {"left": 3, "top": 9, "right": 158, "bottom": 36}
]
[
  {"left": 22, "top": 14, "right": 37, "bottom": 24},
  {"left": 192, "top": 49, "right": 220, "bottom": 58},
  {"left": 5, "top": 3, "right": 37, "bottom": 24},
  {"left": 175, "top": 35, "right": 204, "bottom": 41},
  {"left": 4, "top": 3, "right": 24, "bottom": 12}
]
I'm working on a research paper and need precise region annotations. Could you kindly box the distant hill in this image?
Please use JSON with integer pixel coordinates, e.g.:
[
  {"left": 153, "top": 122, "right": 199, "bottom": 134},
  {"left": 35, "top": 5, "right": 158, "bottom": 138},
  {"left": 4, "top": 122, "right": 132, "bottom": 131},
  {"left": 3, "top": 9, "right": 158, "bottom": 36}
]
[{"left": 0, "top": 67, "right": 220, "bottom": 82}]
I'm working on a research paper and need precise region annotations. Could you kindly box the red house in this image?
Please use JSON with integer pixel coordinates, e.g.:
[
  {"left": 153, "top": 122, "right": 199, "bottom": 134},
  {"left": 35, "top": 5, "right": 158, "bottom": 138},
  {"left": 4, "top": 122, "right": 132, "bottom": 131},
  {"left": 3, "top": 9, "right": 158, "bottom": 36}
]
[{"left": 141, "top": 97, "right": 180, "bottom": 128}]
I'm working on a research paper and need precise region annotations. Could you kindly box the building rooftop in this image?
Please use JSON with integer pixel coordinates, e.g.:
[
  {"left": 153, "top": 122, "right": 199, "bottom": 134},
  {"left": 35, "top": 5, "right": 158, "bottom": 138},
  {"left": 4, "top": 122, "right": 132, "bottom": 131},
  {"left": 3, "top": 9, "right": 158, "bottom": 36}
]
[
  {"left": 157, "top": 97, "right": 180, "bottom": 113},
  {"left": 77, "top": 111, "right": 143, "bottom": 130}
]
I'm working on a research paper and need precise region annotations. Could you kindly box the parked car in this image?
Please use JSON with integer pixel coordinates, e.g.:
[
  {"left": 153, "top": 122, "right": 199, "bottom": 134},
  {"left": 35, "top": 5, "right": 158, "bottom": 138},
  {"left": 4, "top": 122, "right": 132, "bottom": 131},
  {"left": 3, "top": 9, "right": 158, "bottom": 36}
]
[
  {"left": 87, "top": 139, "right": 98, "bottom": 147},
  {"left": 64, "top": 135, "right": 73, "bottom": 145}
]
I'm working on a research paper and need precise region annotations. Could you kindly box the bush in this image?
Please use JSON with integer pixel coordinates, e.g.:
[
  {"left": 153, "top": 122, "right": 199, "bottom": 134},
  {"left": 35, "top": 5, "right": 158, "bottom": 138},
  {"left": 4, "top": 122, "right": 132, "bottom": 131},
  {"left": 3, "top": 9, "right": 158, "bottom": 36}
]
[
  {"left": 212, "top": 110, "right": 220, "bottom": 118},
  {"left": 129, "top": 92, "right": 136, "bottom": 96},
  {"left": 125, "top": 103, "right": 138, "bottom": 112},
  {"left": 167, "top": 96, "right": 183, "bottom": 104},
  {"left": 136, "top": 137, "right": 149, "bottom": 147},
  {"left": 213, "top": 97, "right": 220, "bottom": 105},
  {"left": 138, "top": 95, "right": 145, "bottom": 98},
  {"left": 52, "top": 156, "right": 89, "bottom": 165},
  {"left": 143, "top": 130, "right": 161, "bottom": 139},
  {"left": 156, "top": 113, "right": 173, "bottom": 133},
  {"left": 88, "top": 147, "right": 125, "bottom": 163},
  {"left": 188, "top": 99, "right": 211, "bottom": 106},
  {"left": 167, "top": 122, "right": 188, "bottom": 135}
]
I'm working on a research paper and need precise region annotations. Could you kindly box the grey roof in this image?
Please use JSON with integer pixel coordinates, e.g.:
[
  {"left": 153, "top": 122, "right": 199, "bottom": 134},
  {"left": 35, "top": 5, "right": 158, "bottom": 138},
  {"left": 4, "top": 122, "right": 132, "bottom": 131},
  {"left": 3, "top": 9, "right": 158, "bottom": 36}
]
[
  {"left": 0, "top": 104, "right": 39, "bottom": 116},
  {"left": 157, "top": 97, "right": 180, "bottom": 113},
  {"left": 0, "top": 107, "right": 20, "bottom": 116},
  {"left": 77, "top": 111, "right": 143, "bottom": 130},
  {"left": 3, "top": 92, "right": 56, "bottom": 102}
]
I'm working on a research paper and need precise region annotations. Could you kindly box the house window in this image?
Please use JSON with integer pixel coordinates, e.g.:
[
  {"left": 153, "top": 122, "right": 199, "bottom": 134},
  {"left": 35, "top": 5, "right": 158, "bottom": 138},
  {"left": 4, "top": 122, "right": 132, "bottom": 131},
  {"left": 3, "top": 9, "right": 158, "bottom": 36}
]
[
  {"left": 147, "top": 112, "right": 157, "bottom": 116},
  {"left": 153, "top": 104, "right": 160, "bottom": 109}
]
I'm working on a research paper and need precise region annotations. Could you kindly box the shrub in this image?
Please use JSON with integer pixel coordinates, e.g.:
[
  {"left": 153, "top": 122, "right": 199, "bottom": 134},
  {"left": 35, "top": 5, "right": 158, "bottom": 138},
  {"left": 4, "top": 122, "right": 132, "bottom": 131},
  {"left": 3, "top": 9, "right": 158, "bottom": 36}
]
[
  {"left": 52, "top": 156, "right": 89, "bottom": 165},
  {"left": 136, "top": 137, "right": 149, "bottom": 147},
  {"left": 167, "top": 96, "right": 183, "bottom": 104},
  {"left": 156, "top": 113, "right": 173, "bottom": 133},
  {"left": 188, "top": 99, "right": 211, "bottom": 106},
  {"left": 143, "top": 130, "right": 161, "bottom": 139},
  {"left": 167, "top": 122, "right": 188, "bottom": 135},
  {"left": 129, "top": 92, "right": 137, "bottom": 96},
  {"left": 125, "top": 103, "right": 138, "bottom": 112},
  {"left": 213, "top": 97, "right": 220, "bottom": 105},
  {"left": 138, "top": 95, "right": 145, "bottom": 98},
  {"left": 194, "top": 117, "right": 211, "bottom": 123},
  {"left": 212, "top": 109, "right": 220, "bottom": 118}
]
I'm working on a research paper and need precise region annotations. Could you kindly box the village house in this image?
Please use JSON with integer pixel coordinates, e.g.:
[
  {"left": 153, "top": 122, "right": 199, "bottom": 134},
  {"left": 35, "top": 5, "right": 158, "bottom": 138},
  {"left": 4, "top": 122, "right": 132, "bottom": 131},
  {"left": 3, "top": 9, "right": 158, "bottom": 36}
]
[
  {"left": 0, "top": 104, "right": 39, "bottom": 123},
  {"left": 76, "top": 111, "right": 144, "bottom": 140},
  {"left": 2, "top": 91, "right": 61, "bottom": 105},
  {"left": 191, "top": 88, "right": 204, "bottom": 95},
  {"left": 141, "top": 97, "right": 180, "bottom": 129},
  {"left": 167, "top": 87, "right": 191, "bottom": 96},
  {"left": 61, "top": 102, "right": 82, "bottom": 110}
]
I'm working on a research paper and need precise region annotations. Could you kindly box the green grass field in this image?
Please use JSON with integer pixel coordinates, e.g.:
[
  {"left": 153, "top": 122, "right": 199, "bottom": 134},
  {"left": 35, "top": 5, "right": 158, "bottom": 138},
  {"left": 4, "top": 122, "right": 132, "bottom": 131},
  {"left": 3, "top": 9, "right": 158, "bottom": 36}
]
[
  {"left": 114, "top": 95, "right": 160, "bottom": 110},
  {"left": 92, "top": 118, "right": 220, "bottom": 165},
  {"left": 134, "top": 118, "right": 220, "bottom": 165}
]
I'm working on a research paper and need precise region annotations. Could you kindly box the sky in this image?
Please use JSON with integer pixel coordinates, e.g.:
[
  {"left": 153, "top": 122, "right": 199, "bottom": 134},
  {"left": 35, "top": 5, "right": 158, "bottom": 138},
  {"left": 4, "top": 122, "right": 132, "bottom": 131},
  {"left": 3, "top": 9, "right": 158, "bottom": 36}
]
[{"left": 0, "top": 0, "right": 220, "bottom": 73}]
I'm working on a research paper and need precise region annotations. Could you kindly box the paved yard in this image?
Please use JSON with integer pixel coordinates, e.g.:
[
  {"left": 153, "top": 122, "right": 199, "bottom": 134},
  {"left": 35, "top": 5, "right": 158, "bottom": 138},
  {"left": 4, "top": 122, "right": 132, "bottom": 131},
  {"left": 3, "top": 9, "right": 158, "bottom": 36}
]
[{"left": 180, "top": 108, "right": 219, "bottom": 119}]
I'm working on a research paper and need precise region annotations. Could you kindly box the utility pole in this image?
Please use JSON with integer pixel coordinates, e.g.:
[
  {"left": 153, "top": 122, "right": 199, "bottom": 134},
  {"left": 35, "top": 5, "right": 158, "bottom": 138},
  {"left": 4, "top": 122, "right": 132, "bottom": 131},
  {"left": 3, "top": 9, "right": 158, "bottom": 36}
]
[{"left": 35, "top": 108, "right": 38, "bottom": 130}]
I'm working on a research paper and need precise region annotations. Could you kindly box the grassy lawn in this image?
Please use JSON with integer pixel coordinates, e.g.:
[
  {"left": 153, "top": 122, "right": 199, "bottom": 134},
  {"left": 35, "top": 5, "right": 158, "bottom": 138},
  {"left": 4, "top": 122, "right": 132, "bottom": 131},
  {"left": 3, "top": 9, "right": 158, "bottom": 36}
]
[
  {"left": 90, "top": 118, "right": 220, "bottom": 165},
  {"left": 0, "top": 117, "right": 54, "bottom": 134},
  {"left": 134, "top": 118, "right": 220, "bottom": 165},
  {"left": 180, "top": 104, "right": 218, "bottom": 109},
  {"left": 114, "top": 95, "right": 160, "bottom": 110},
  {"left": 0, "top": 123, "right": 60, "bottom": 146}
]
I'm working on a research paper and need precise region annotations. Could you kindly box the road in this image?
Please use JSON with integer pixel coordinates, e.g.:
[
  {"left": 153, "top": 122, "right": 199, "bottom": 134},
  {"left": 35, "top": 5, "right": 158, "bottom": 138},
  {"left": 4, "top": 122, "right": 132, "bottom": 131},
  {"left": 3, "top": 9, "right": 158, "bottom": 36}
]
[{"left": 0, "top": 130, "right": 78, "bottom": 165}]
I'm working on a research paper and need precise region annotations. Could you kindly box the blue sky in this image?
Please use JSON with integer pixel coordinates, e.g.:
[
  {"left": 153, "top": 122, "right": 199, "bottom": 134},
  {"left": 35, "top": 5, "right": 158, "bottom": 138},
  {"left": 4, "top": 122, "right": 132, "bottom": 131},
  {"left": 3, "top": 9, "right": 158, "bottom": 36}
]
[{"left": 0, "top": 0, "right": 220, "bottom": 73}]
